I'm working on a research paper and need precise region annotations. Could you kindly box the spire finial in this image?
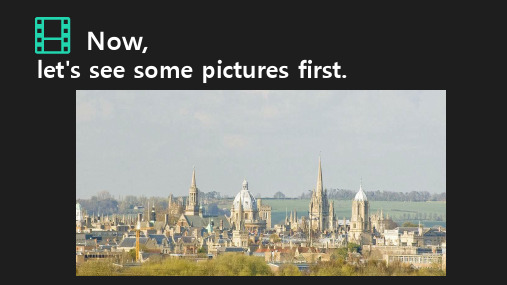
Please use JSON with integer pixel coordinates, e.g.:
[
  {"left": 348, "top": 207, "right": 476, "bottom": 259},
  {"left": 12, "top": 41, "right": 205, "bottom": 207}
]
[
  {"left": 316, "top": 155, "right": 323, "bottom": 194},
  {"left": 191, "top": 166, "right": 196, "bottom": 187}
]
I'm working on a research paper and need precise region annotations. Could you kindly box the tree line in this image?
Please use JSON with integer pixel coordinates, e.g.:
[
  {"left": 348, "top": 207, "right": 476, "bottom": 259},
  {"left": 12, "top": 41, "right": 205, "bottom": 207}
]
[
  {"left": 77, "top": 190, "right": 228, "bottom": 216},
  {"left": 298, "top": 189, "right": 446, "bottom": 201},
  {"left": 76, "top": 252, "right": 445, "bottom": 276},
  {"left": 77, "top": 188, "right": 445, "bottom": 216}
]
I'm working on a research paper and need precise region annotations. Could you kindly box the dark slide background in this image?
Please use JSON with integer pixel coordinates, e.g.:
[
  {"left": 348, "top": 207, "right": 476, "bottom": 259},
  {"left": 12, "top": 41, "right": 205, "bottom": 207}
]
[{"left": 19, "top": 3, "right": 449, "bottom": 281}]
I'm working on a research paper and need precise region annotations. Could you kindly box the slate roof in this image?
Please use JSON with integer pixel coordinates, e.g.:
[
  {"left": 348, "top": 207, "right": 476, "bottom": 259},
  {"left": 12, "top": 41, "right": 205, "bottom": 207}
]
[
  {"left": 217, "top": 247, "right": 245, "bottom": 252},
  {"left": 118, "top": 237, "right": 149, "bottom": 248},
  {"left": 149, "top": 234, "right": 172, "bottom": 245},
  {"left": 182, "top": 215, "right": 231, "bottom": 229},
  {"left": 178, "top": 236, "right": 196, "bottom": 243},
  {"left": 423, "top": 229, "right": 446, "bottom": 237}
]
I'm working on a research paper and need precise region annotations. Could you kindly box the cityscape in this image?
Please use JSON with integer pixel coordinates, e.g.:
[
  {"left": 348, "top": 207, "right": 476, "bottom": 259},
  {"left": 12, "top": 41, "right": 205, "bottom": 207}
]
[
  {"left": 76, "top": 90, "right": 446, "bottom": 276},
  {"left": 76, "top": 157, "right": 446, "bottom": 276}
]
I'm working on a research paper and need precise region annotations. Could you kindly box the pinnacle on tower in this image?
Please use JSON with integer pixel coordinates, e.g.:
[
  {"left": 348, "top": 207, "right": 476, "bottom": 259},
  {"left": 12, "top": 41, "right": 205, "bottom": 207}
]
[
  {"left": 191, "top": 166, "right": 196, "bottom": 188},
  {"left": 316, "top": 155, "right": 323, "bottom": 195}
]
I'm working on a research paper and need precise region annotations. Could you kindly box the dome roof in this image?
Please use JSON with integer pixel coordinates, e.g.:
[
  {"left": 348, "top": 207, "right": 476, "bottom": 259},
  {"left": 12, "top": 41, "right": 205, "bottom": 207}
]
[
  {"left": 354, "top": 184, "right": 368, "bottom": 201},
  {"left": 232, "top": 179, "right": 257, "bottom": 211}
]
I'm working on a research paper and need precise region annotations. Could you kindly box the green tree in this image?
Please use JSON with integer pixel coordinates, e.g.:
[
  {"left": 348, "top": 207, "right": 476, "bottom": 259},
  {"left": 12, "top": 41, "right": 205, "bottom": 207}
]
[
  {"left": 331, "top": 247, "right": 348, "bottom": 260},
  {"left": 127, "top": 244, "right": 148, "bottom": 261},
  {"left": 277, "top": 264, "right": 302, "bottom": 276},
  {"left": 76, "top": 260, "right": 120, "bottom": 276},
  {"left": 269, "top": 233, "right": 281, "bottom": 243},
  {"left": 204, "top": 253, "right": 273, "bottom": 276},
  {"left": 310, "top": 259, "right": 347, "bottom": 276},
  {"left": 347, "top": 242, "right": 361, "bottom": 253},
  {"left": 402, "top": 221, "right": 418, "bottom": 227}
]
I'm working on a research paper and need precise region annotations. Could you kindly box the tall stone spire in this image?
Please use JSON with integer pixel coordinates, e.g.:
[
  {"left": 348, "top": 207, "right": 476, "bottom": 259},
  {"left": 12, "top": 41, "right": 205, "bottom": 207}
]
[
  {"left": 185, "top": 166, "right": 199, "bottom": 215},
  {"left": 316, "top": 155, "right": 323, "bottom": 195},
  {"left": 191, "top": 166, "right": 196, "bottom": 188}
]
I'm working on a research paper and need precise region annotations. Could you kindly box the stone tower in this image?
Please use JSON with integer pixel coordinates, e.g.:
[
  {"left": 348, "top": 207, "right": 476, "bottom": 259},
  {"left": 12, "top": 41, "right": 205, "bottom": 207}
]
[
  {"left": 185, "top": 167, "right": 200, "bottom": 215},
  {"left": 329, "top": 201, "right": 335, "bottom": 231},
  {"left": 309, "top": 156, "right": 332, "bottom": 232},
  {"left": 258, "top": 198, "right": 272, "bottom": 229},
  {"left": 232, "top": 194, "right": 249, "bottom": 247},
  {"left": 149, "top": 204, "right": 156, "bottom": 226},
  {"left": 349, "top": 180, "right": 371, "bottom": 244}
]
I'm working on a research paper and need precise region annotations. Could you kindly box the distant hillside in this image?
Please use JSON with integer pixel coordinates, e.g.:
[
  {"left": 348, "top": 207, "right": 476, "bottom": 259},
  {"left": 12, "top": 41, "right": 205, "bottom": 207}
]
[{"left": 297, "top": 189, "right": 445, "bottom": 201}]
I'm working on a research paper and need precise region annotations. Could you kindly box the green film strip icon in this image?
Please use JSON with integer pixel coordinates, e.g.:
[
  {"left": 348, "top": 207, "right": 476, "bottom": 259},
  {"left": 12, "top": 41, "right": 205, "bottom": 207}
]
[{"left": 35, "top": 17, "right": 70, "bottom": 54}]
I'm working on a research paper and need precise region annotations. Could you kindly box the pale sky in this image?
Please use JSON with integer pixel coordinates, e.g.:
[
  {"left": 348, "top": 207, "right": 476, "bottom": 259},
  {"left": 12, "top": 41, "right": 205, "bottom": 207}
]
[{"left": 76, "top": 90, "right": 446, "bottom": 199}]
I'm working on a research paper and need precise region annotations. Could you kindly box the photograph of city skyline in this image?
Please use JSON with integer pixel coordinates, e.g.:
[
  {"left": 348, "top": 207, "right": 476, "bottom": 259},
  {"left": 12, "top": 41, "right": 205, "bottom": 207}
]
[{"left": 76, "top": 90, "right": 446, "bottom": 276}]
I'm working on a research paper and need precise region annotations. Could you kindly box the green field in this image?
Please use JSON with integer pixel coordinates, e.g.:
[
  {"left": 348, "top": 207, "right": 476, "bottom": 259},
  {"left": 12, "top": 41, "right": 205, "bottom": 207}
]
[{"left": 217, "top": 199, "right": 446, "bottom": 228}]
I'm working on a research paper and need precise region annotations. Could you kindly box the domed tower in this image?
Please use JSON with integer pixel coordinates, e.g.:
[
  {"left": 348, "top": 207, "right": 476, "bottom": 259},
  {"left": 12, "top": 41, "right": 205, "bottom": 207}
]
[
  {"left": 230, "top": 179, "right": 267, "bottom": 232},
  {"left": 232, "top": 179, "right": 258, "bottom": 221},
  {"left": 350, "top": 179, "right": 371, "bottom": 244}
]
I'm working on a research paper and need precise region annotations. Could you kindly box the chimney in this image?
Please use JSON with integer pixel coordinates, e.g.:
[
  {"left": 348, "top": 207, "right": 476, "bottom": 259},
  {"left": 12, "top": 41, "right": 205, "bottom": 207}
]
[{"left": 165, "top": 214, "right": 169, "bottom": 225}]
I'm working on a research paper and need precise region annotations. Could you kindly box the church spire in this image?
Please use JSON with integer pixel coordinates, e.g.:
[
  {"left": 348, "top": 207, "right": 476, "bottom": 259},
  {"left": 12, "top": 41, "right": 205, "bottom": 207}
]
[
  {"left": 191, "top": 166, "right": 196, "bottom": 188},
  {"left": 185, "top": 166, "right": 199, "bottom": 215},
  {"left": 316, "top": 155, "right": 323, "bottom": 195}
]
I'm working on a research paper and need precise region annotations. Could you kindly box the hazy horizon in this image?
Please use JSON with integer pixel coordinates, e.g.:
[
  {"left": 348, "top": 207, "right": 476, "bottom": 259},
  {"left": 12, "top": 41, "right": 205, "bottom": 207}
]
[{"left": 76, "top": 90, "right": 446, "bottom": 199}]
